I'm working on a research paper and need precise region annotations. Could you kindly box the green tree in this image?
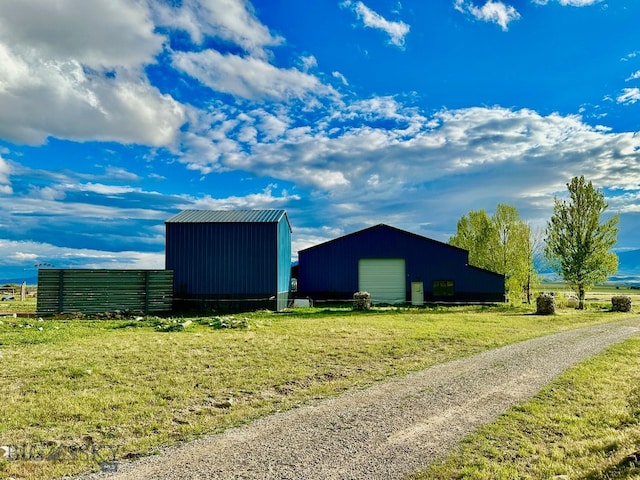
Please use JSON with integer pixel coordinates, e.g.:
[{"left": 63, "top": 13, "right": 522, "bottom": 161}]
[
  {"left": 544, "top": 176, "right": 619, "bottom": 309},
  {"left": 449, "top": 209, "right": 500, "bottom": 272},
  {"left": 450, "top": 204, "right": 536, "bottom": 303}
]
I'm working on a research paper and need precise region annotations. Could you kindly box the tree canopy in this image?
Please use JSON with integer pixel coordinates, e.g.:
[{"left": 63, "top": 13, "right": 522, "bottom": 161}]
[
  {"left": 544, "top": 176, "right": 619, "bottom": 308},
  {"left": 450, "top": 204, "right": 537, "bottom": 303}
]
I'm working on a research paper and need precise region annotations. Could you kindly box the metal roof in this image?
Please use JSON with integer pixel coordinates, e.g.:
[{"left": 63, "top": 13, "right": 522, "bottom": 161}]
[{"left": 165, "top": 209, "right": 290, "bottom": 227}]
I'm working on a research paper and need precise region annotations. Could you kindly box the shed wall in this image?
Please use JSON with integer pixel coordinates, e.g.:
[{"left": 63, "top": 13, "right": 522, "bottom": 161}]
[
  {"left": 166, "top": 222, "right": 276, "bottom": 296},
  {"left": 166, "top": 216, "right": 291, "bottom": 311},
  {"left": 298, "top": 225, "right": 504, "bottom": 303}
]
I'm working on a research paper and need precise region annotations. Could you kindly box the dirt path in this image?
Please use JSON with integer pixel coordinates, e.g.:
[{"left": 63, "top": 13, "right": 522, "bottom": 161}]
[{"left": 76, "top": 318, "right": 640, "bottom": 480}]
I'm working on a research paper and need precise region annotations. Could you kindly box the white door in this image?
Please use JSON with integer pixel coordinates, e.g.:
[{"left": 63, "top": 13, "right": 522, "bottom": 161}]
[
  {"left": 358, "top": 258, "right": 406, "bottom": 304},
  {"left": 411, "top": 282, "right": 424, "bottom": 306}
]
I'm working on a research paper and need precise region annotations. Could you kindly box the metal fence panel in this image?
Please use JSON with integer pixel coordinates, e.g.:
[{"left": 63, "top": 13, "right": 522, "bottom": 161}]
[{"left": 37, "top": 269, "right": 173, "bottom": 316}]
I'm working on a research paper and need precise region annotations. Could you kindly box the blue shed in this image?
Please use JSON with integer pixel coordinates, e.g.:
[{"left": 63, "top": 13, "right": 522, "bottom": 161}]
[
  {"left": 297, "top": 224, "right": 504, "bottom": 304},
  {"left": 165, "top": 210, "right": 292, "bottom": 312}
]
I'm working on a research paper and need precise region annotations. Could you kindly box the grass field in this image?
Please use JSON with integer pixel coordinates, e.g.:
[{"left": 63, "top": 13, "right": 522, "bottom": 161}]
[
  {"left": 1, "top": 294, "right": 639, "bottom": 479},
  {"left": 411, "top": 336, "right": 640, "bottom": 479}
]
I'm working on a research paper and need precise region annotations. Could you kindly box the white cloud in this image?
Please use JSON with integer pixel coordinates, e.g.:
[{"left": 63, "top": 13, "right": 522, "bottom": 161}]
[
  {"left": 0, "top": 0, "right": 162, "bottom": 69},
  {"left": 454, "top": 0, "right": 520, "bottom": 31},
  {"left": 532, "top": 0, "right": 602, "bottom": 4},
  {"left": 557, "top": 0, "right": 603, "bottom": 5},
  {"left": 172, "top": 49, "right": 339, "bottom": 102},
  {"left": 0, "top": 156, "right": 12, "bottom": 195},
  {"left": 182, "top": 184, "right": 300, "bottom": 211},
  {"left": 332, "top": 71, "right": 350, "bottom": 86},
  {"left": 626, "top": 71, "right": 640, "bottom": 82},
  {"left": 342, "top": 1, "right": 410, "bottom": 47},
  {"left": 0, "top": 0, "right": 186, "bottom": 146},
  {"left": 151, "top": 0, "right": 282, "bottom": 58},
  {"left": 0, "top": 239, "right": 164, "bottom": 270},
  {"left": 617, "top": 88, "right": 640, "bottom": 105},
  {"left": 177, "top": 99, "right": 640, "bottom": 241}
]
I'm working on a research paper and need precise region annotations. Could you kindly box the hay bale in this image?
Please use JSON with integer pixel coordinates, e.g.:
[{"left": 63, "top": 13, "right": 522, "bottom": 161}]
[
  {"left": 536, "top": 293, "right": 555, "bottom": 315},
  {"left": 611, "top": 295, "right": 632, "bottom": 312},
  {"left": 353, "top": 291, "right": 371, "bottom": 311},
  {"left": 566, "top": 295, "right": 579, "bottom": 309}
]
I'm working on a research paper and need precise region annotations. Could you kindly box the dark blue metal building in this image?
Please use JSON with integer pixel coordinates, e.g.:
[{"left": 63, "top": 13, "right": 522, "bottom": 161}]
[
  {"left": 165, "top": 210, "right": 292, "bottom": 311},
  {"left": 297, "top": 224, "right": 504, "bottom": 304}
]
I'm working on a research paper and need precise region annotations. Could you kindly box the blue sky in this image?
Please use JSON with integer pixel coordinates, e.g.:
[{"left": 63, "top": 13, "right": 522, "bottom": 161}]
[{"left": 1, "top": 0, "right": 640, "bottom": 282}]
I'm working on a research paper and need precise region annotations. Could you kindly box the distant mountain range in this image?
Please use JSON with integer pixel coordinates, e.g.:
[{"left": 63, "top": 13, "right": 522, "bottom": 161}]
[
  {"left": 608, "top": 249, "right": 640, "bottom": 286},
  {"left": 4, "top": 250, "right": 640, "bottom": 287}
]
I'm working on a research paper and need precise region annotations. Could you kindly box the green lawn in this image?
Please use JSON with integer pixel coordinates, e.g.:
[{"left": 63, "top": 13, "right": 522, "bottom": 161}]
[
  {"left": 411, "top": 335, "right": 640, "bottom": 479},
  {"left": 0, "top": 304, "right": 638, "bottom": 479}
]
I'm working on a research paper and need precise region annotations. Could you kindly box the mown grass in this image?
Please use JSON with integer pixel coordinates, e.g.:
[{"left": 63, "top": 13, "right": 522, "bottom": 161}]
[
  {"left": 0, "top": 297, "right": 37, "bottom": 314},
  {"left": 0, "top": 304, "right": 637, "bottom": 479},
  {"left": 411, "top": 336, "right": 640, "bottom": 480}
]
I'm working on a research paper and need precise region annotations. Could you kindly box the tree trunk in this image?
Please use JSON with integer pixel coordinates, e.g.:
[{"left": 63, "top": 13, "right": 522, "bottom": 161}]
[{"left": 578, "top": 284, "right": 585, "bottom": 309}]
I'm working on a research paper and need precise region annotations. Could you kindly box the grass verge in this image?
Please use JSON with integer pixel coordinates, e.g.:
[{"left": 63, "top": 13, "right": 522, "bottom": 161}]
[
  {"left": 410, "top": 335, "right": 640, "bottom": 480},
  {"left": 0, "top": 305, "right": 636, "bottom": 479}
]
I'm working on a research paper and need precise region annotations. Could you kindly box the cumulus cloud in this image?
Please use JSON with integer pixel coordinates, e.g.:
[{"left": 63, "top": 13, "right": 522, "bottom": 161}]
[
  {"left": 151, "top": 0, "right": 282, "bottom": 58},
  {"left": 342, "top": 1, "right": 410, "bottom": 47},
  {"left": 0, "top": 239, "right": 164, "bottom": 271},
  {"left": 175, "top": 97, "right": 640, "bottom": 241},
  {"left": 617, "top": 88, "right": 640, "bottom": 105},
  {"left": 454, "top": 0, "right": 520, "bottom": 31},
  {"left": 0, "top": 156, "right": 12, "bottom": 195},
  {"left": 172, "top": 50, "right": 339, "bottom": 102},
  {"left": 184, "top": 184, "right": 300, "bottom": 211},
  {"left": 0, "top": 0, "right": 186, "bottom": 146}
]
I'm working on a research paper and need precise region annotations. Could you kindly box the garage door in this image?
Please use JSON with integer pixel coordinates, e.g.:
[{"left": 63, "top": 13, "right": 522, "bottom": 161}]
[{"left": 358, "top": 258, "right": 406, "bottom": 304}]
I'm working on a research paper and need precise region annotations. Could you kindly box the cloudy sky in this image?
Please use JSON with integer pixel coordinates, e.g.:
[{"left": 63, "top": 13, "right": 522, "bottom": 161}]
[{"left": 1, "top": 0, "right": 639, "bottom": 282}]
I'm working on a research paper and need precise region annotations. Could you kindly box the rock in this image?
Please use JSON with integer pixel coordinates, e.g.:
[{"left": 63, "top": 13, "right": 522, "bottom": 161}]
[
  {"left": 611, "top": 295, "right": 632, "bottom": 312},
  {"left": 566, "top": 295, "right": 579, "bottom": 309},
  {"left": 536, "top": 293, "right": 555, "bottom": 315},
  {"left": 215, "top": 398, "right": 234, "bottom": 409},
  {"left": 0, "top": 445, "right": 14, "bottom": 458},
  {"left": 353, "top": 291, "right": 371, "bottom": 311}
]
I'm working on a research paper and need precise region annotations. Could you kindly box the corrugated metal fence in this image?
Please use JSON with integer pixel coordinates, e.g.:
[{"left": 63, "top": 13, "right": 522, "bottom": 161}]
[{"left": 37, "top": 269, "right": 173, "bottom": 316}]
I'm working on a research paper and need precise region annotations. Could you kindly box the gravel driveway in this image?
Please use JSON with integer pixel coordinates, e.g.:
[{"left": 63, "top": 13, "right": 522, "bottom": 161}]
[{"left": 76, "top": 318, "right": 640, "bottom": 480}]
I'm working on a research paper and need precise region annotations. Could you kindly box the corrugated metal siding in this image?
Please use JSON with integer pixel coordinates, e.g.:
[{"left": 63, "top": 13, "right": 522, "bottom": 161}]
[
  {"left": 298, "top": 224, "right": 504, "bottom": 302},
  {"left": 166, "top": 209, "right": 289, "bottom": 225},
  {"left": 167, "top": 222, "right": 276, "bottom": 296},
  {"left": 277, "top": 216, "right": 292, "bottom": 294},
  {"left": 165, "top": 209, "right": 292, "bottom": 311},
  {"left": 36, "top": 269, "right": 173, "bottom": 316}
]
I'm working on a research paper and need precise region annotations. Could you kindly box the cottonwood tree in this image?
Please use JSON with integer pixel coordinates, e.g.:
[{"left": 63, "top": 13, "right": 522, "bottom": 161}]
[
  {"left": 545, "top": 176, "right": 619, "bottom": 309},
  {"left": 449, "top": 209, "right": 499, "bottom": 272},
  {"left": 450, "top": 204, "right": 535, "bottom": 303}
]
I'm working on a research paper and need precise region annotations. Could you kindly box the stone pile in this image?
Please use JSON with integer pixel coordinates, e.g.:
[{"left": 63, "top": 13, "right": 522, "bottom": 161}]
[
  {"left": 611, "top": 295, "right": 632, "bottom": 312},
  {"left": 536, "top": 293, "right": 555, "bottom": 315},
  {"left": 353, "top": 291, "right": 371, "bottom": 311}
]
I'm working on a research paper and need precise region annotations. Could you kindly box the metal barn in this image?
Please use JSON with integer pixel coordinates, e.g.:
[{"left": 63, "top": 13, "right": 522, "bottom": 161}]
[
  {"left": 165, "top": 210, "right": 292, "bottom": 312},
  {"left": 297, "top": 224, "right": 504, "bottom": 304}
]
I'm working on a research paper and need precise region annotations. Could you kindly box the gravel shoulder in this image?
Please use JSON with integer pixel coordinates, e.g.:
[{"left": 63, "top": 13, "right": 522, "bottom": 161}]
[{"left": 75, "top": 318, "right": 640, "bottom": 480}]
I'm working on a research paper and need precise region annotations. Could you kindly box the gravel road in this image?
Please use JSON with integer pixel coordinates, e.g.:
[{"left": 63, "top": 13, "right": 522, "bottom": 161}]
[{"left": 76, "top": 318, "right": 640, "bottom": 480}]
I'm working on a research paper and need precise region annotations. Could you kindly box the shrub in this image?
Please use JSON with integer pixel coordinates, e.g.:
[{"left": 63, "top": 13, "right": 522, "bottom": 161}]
[
  {"left": 353, "top": 291, "right": 371, "bottom": 311},
  {"left": 536, "top": 293, "right": 555, "bottom": 315},
  {"left": 611, "top": 295, "right": 632, "bottom": 312}
]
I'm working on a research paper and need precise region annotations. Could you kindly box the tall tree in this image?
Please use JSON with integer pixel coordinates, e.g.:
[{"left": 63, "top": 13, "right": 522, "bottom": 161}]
[
  {"left": 545, "top": 176, "right": 619, "bottom": 309},
  {"left": 450, "top": 204, "right": 535, "bottom": 303},
  {"left": 449, "top": 209, "right": 499, "bottom": 272}
]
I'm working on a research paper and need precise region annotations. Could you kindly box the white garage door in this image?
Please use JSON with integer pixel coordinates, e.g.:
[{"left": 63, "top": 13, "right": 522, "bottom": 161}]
[{"left": 358, "top": 258, "right": 406, "bottom": 304}]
